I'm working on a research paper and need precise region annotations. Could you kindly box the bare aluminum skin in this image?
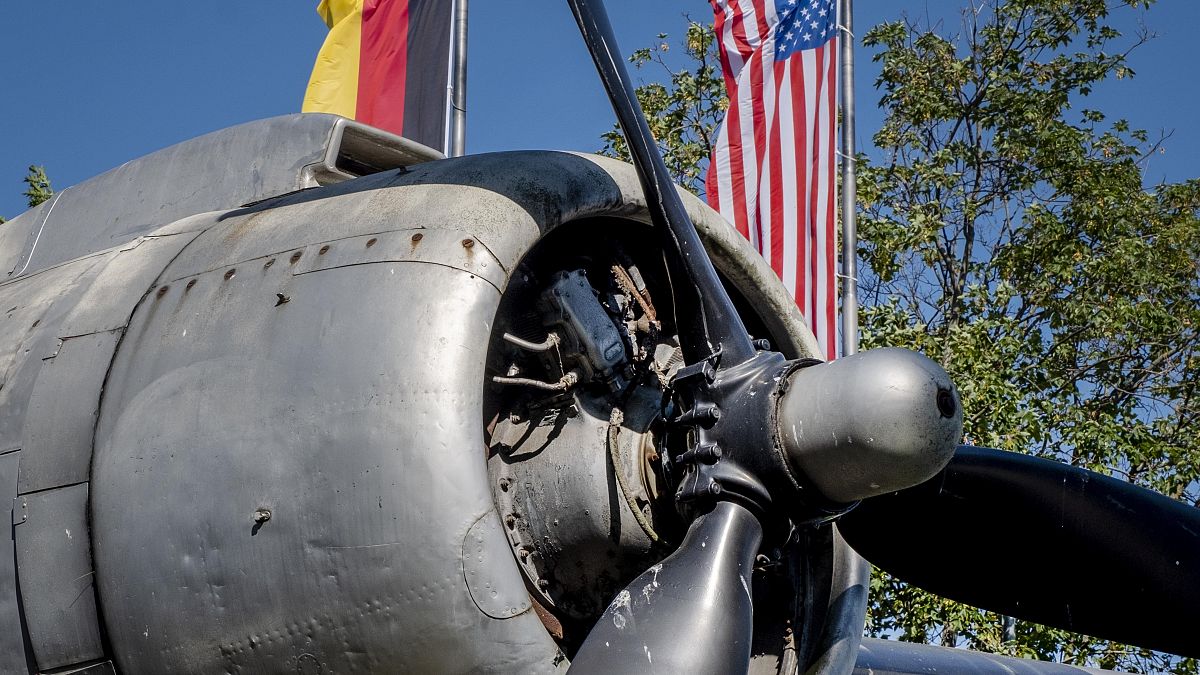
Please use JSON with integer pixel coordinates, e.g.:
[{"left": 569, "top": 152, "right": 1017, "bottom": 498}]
[
  {"left": 0, "top": 116, "right": 863, "bottom": 673},
  {"left": 0, "top": 114, "right": 440, "bottom": 282}
]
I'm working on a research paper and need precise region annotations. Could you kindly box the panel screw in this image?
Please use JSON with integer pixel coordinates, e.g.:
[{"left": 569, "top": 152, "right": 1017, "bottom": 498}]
[{"left": 461, "top": 238, "right": 475, "bottom": 249}]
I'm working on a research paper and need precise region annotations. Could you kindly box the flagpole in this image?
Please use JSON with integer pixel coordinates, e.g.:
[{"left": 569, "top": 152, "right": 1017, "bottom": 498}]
[
  {"left": 839, "top": 0, "right": 858, "bottom": 357},
  {"left": 449, "top": 0, "right": 469, "bottom": 157}
]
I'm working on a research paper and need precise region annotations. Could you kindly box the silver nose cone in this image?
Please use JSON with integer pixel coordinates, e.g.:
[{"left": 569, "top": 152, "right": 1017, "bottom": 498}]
[{"left": 778, "top": 348, "right": 962, "bottom": 503}]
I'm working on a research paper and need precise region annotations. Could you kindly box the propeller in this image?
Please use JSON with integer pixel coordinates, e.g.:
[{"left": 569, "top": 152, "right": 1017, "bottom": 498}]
[
  {"left": 566, "top": 1, "right": 956, "bottom": 673},
  {"left": 565, "top": 0, "right": 753, "bottom": 367},
  {"left": 565, "top": 0, "right": 1199, "bottom": 671},
  {"left": 838, "top": 445, "right": 1200, "bottom": 658}
]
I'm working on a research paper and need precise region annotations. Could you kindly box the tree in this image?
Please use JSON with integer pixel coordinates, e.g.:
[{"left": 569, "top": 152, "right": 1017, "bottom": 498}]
[
  {"left": 857, "top": 2, "right": 1199, "bottom": 670},
  {"left": 600, "top": 19, "right": 724, "bottom": 194},
  {"left": 23, "top": 165, "right": 53, "bottom": 208},
  {"left": 609, "top": 2, "right": 1199, "bottom": 672},
  {"left": 1, "top": 165, "right": 54, "bottom": 224}
]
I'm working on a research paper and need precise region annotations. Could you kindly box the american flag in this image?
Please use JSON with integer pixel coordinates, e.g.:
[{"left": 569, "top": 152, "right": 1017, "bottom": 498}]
[{"left": 706, "top": 0, "right": 839, "bottom": 358}]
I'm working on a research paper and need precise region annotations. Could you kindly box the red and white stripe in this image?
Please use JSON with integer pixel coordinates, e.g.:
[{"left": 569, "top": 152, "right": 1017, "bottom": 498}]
[{"left": 706, "top": 0, "right": 839, "bottom": 359}]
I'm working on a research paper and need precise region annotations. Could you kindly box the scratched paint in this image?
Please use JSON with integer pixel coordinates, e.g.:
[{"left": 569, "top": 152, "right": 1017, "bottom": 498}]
[{"left": 610, "top": 589, "right": 632, "bottom": 630}]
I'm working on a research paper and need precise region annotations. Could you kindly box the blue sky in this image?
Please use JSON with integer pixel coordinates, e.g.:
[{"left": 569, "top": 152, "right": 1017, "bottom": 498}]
[{"left": 1, "top": 1, "right": 1195, "bottom": 220}]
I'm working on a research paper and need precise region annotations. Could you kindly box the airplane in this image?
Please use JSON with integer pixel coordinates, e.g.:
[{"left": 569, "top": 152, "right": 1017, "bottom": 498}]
[{"left": 0, "top": 0, "right": 1195, "bottom": 673}]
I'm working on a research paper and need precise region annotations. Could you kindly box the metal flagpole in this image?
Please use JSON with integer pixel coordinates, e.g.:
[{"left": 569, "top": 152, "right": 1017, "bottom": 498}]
[
  {"left": 449, "top": 0, "right": 469, "bottom": 157},
  {"left": 839, "top": 0, "right": 858, "bottom": 357},
  {"left": 834, "top": 10, "right": 873, "bottom": 669}
]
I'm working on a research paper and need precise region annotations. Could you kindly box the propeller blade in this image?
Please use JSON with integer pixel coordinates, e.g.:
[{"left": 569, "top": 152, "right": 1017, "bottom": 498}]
[
  {"left": 566, "top": 0, "right": 754, "bottom": 366},
  {"left": 568, "top": 502, "right": 763, "bottom": 674},
  {"left": 838, "top": 445, "right": 1200, "bottom": 657}
]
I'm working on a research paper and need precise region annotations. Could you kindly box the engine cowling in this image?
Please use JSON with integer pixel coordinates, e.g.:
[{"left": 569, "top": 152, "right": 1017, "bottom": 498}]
[{"left": 0, "top": 116, "right": 865, "bottom": 674}]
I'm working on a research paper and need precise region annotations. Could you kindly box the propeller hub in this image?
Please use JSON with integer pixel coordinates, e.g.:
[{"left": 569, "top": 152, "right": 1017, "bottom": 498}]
[{"left": 777, "top": 348, "right": 963, "bottom": 504}]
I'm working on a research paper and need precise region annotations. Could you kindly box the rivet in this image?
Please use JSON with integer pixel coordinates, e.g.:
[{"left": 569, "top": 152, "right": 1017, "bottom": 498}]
[
  {"left": 366, "top": 238, "right": 378, "bottom": 248},
  {"left": 185, "top": 279, "right": 197, "bottom": 291},
  {"left": 263, "top": 258, "right": 275, "bottom": 269},
  {"left": 411, "top": 233, "right": 423, "bottom": 244},
  {"left": 30, "top": 319, "right": 39, "bottom": 328},
  {"left": 290, "top": 251, "right": 303, "bottom": 264},
  {"left": 319, "top": 245, "right": 330, "bottom": 255},
  {"left": 224, "top": 269, "right": 236, "bottom": 280},
  {"left": 253, "top": 508, "right": 272, "bottom": 523},
  {"left": 461, "top": 238, "right": 475, "bottom": 249},
  {"left": 156, "top": 286, "right": 169, "bottom": 298}
]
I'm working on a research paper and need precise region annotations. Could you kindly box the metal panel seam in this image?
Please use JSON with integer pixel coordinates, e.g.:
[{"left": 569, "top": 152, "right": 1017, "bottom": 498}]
[
  {"left": 9, "top": 191, "right": 65, "bottom": 279},
  {"left": 13, "top": 480, "right": 88, "bottom": 499},
  {"left": 161, "top": 226, "right": 509, "bottom": 284},
  {"left": 83, "top": 229, "right": 205, "bottom": 668},
  {"left": 0, "top": 248, "right": 113, "bottom": 291},
  {"left": 294, "top": 259, "right": 503, "bottom": 293}
]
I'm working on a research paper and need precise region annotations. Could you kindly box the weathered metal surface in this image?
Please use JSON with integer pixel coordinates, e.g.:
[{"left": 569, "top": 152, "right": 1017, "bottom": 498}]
[
  {"left": 0, "top": 452, "right": 33, "bottom": 674},
  {"left": 0, "top": 256, "right": 108, "bottom": 452},
  {"left": 289, "top": 227, "right": 506, "bottom": 290},
  {"left": 0, "top": 114, "right": 441, "bottom": 281},
  {"left": 358, "top": 150, "right": 822, "bottom": 361},
  {"left": 0, "top": 197, "right": 55, "bottom": 278},
  {"left": 16, "top": 232, "right": 199, "bottom": 492},
  {"left": 17, "top": 330, "right": 122, "bottom": 494},
  {"left": 488, "top": 384, "right": 663, "bottom": 621},
  {"left": 779, "top": 348, "right": 962, "bottom": 504},
  {"left": 52, "top": 660, "right": 118, "bottom": 675},
  {"left": 570, "top": 502, "right": 764, "bottom": 674},
  {"left": 463, "top": 511, "right": 534, "bottom": 619},
  {"left": 13, "top": 482, "right": 103, "bottom": 671},
  {"left": 92, "top": 209, "right": 559, "bottom": 672},
  {"left": 57, "top": 233, "right": 199, "bottom": 337}
]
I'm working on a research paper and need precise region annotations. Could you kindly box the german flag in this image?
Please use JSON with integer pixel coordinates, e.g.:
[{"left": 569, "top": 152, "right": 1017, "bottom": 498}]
[{"left": 303, "top": 0, "right": 454, "bottom": 153}]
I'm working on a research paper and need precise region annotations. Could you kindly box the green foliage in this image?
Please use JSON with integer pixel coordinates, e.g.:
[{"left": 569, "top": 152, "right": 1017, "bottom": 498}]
[
  {"left": 23, "top": 165, "right": 53, "bottom": 208},
  {"left": 1, "top": 165, "right": 54, "bottom": 223},
  {"left": 610, "top": 2, "right": 1199, "bottom": 671},
  {"left": 858, "top": 1, "right": 1199, "bottom": 671},
  {"left": 600, "top": 20, "right": 726, "bottom": 194}
]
